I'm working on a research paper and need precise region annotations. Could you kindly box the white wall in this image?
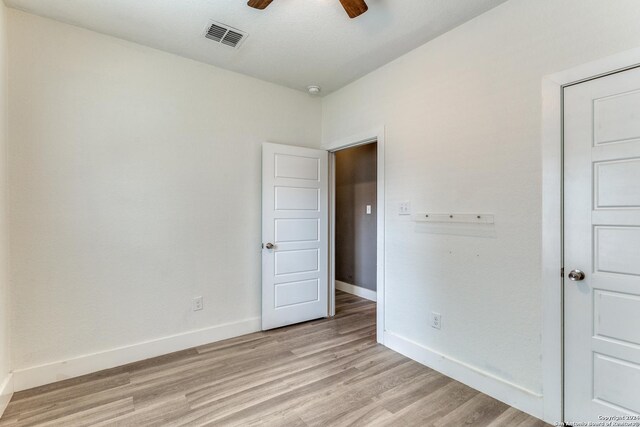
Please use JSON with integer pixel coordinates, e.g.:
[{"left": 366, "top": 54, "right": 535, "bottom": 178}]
[
  {"left": 322, "top": 0, "right": 640, "bottom": 410},
  {"left": 8, "top": 9, "right": 320, "bottom": 384},
  {"left": 0, "top": 0, "right": 11, "bottom": 413}
]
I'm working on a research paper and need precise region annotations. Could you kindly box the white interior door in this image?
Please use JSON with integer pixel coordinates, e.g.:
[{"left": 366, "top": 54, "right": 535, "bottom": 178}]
[
  {"left": 564, "top": 66, "right": 640, "bottom": 420},
  {"left": 262, "top": 142, "right": 328, "bottom": 330}
]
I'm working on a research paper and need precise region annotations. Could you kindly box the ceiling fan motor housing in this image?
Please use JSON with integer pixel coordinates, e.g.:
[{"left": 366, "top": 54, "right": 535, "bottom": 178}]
[{"left": 247, "top": 0, "right": 368, "bottom": 19}]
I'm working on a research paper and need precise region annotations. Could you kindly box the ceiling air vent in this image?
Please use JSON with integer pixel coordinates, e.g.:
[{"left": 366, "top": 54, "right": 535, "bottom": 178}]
[{"left": 204, "top": 21, "right": 247, "bottom": 49}]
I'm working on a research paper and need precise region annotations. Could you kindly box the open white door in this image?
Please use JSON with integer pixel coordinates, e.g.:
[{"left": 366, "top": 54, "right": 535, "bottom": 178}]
[
  {"left": 564, "top": 67, "right": 640, "bottom": 420},
  {"left": 262, "top": 142, "right": 328, "bottom": 330}
]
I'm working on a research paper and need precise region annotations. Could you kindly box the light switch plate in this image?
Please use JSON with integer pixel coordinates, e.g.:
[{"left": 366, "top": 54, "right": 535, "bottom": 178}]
[
  {"left": 430, "top": 312, "right": 442, "bottom": 329},
  {"left": 366, "top": 205, "right": 372, "bottom": 215},
  {"left": 399, "top": 201, "right": 411, "bottom": 215}
]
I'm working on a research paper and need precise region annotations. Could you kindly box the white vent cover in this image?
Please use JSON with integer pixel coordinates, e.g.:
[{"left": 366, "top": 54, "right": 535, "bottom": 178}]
[{"left": 204, "top": 21, "right": 247, "bottom": 49}]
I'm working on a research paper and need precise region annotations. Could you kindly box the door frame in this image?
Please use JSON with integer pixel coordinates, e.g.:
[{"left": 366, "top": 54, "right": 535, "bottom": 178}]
[
  {"left": 541, "top": 46, "right": 640, "bottom": 424},
  {"left": 326, "top": 127, "right": 385, "bottom": 344}
]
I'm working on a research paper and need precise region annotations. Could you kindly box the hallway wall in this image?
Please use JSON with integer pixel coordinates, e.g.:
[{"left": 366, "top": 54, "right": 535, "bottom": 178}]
[{"left": 335, "top": 143, "right": 377, "bottom": 292}]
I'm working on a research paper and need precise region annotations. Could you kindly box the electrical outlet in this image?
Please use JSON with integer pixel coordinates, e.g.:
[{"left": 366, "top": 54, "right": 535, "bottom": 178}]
[
  {"left": 193, "top": 296, "right": 204, "bottom": 311},
  {"left": 430, "top": 312, "right": 442, "bottom": 330},
  {"left": 399, "top": 201, "right": 411, "bottom": 215}
]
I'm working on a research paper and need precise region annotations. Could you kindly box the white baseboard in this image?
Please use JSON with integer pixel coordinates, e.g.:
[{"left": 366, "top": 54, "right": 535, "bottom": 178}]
[
  {"left": 13, "top": 317, "right": 261, "bottom": 392},
  {"left": 0, "top": 373, "right": 13, "bottom": 417},
  {"left": 335, "top": 280, "right": 377, "bottom": 302},
  {"left": 384, "top": 331, "right": 544, "bottom": 421}
]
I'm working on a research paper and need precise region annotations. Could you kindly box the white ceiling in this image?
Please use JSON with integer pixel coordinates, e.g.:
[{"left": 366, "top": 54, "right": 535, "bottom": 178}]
[{"left": 4, "top": 0, "right": 508, "bottom": 94}]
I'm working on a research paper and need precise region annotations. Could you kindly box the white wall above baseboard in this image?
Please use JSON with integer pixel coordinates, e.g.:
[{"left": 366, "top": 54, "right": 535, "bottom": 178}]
[
  {"left": 384, "top": 331, "right": 544, "bottom": 422},
  {"left": 0, "top": 373, "right": 13, "bottom": 417},
  {"left": 8, "top": 10, "right": 321, "bottom": 375},
  {"left": 335, "top": 280, "right": 377, "bottom": 302},
  {"left": 12, "top": 317, "right": 260, "bottom": 392}
]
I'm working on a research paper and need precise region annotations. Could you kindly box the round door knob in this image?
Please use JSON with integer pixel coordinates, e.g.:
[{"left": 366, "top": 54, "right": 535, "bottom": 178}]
[
  {"left": 568, "top": 269, "right": 585, "bottom": 281},
  {"left": 265, "top": 243, "right": 275, "bottom": 250}
]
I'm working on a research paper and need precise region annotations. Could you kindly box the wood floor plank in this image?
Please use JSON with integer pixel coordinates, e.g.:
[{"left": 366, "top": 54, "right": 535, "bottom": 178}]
[
  {"left": 433, "top": 392, "right": 509, "bottom": 427},
  {"left": 36, "top": 397, "right": 134, "bottom": 427},
  {"left": 487, "top": 407, "right": 537, "bottom": 427},
  {"left": 378, "top": 379, "right": 479, "bottom": 425},
  {"left": 14, "top": 384, "right": 132, "bottom": 426},
  {"left": 377, "top": 370, "right": 450, "bottom": 414},
  {"left": 185, "top": 343, "right": 378, "bottom": 409},
  {"left": 3, "top": 373, "right": 131, "bottom": 418},
  {"left": 0, "top": 291, "right": 548, "bottom": 426}
]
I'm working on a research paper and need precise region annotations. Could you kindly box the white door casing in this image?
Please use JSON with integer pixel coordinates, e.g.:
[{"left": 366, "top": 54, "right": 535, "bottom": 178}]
[
  {"left": 262, "top": 143, "right": 328, "bottom": 330},
  {"left": 564, "top": 67, "right": 640, "bottom": 420}
]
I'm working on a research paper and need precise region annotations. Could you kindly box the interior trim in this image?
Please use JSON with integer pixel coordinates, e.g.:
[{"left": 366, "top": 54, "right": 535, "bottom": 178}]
[
  {"left": 12, "top": 317, "right": 261, "bottom": 392},
  {"left": 384, "top": 331, "right": 544, "bottom": 419},
  {"left": 335, "top": 280, "right": 377, "bottom": 302}
]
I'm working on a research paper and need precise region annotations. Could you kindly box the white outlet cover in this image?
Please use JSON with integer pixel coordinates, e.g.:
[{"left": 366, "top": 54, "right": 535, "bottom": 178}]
[{"left": 193, "top": 296, "right": 204, "bottom": 311}]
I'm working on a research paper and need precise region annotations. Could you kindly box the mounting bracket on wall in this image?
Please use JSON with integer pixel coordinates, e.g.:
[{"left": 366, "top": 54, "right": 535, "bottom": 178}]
[{"left": 412, "top": 213, "right": 494, "bottom": 224}]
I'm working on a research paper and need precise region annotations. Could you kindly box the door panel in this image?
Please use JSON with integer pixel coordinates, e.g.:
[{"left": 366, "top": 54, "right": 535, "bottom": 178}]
[
  {"left": 595, "top": 159, "right": 640, "bottom": 208},
  {"left": 593, "top": 354, "right": 640, "bottom": 414},
  {"left": 262, "top": 143, "right": 328, "bottom": 330},
  {"left": 275, "top": 279, "right": 319, "bottom": 308},
  {"left": 594, "top": 290, "right": 640, "bottom": 345},
  {"left": 594, "top": 89, "right": 640, "bottom": 145},
  {"left": 595, "top": 226, "right": 640, "bottom": 276},
  {"left": 275, "top": 219, "right": 319, "bottom": 243},
  {"left": 274, "top": 186, "right": 319, "bottom": 210},
  {"left": 564, "top": 67, "right": 640, "bottom": 420},
  {"left": 275, "top": 249, "right": 319, "bottom": 276},
  {"left": 275, "top": 154, "right": 320, "bottom": 180}
]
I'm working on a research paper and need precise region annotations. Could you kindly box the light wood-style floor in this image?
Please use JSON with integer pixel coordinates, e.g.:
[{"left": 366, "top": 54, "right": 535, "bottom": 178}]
[{"left": 1, "top": 291, "right": 548, "bottom": 426}]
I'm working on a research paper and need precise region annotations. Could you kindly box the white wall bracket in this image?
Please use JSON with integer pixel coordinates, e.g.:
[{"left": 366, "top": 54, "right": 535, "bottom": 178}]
[{"left": 412, "top": 213, "right": 494, "bottom": 224}]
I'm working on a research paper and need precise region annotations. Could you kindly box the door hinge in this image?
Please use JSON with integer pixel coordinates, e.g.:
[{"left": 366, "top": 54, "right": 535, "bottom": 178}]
[{"left": 561, "top": 267, "right": 564, "bottom": 277}]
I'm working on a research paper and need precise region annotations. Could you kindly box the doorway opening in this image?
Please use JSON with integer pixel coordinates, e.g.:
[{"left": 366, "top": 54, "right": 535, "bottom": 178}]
[
  {"left": 261, "top": 130, "right": 384, "bottom": 338},
  {"left": 328, "top": 134, "right": 384, "bottom": 343},
  {"left": 333, "top": 142, "right": 377, "bottom": 311}
]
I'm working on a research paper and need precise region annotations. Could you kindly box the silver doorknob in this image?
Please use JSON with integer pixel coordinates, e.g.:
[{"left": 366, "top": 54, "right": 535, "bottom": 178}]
[
  {"left": 568, "top": 269, "right": 585, "bottom": 281},
  {"left": 265, "top": 243, "right": 275, "bottom": 250}
]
